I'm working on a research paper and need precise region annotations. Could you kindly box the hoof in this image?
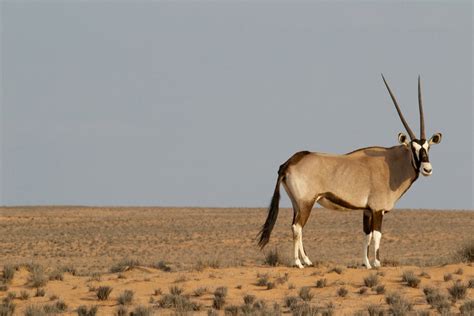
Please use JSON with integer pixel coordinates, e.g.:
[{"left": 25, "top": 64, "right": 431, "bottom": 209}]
[
  {"left": 363, "top": 262, "right": 373, "bottom": 269},
  {"left": 303, "top": 257, "right": 313, "bottom": 266},
  {"left": 295, "top": 259, "right": 304, "bottom": 269},
  {"left": 373, "top": 260, "right": 381, "bottom": 268}
]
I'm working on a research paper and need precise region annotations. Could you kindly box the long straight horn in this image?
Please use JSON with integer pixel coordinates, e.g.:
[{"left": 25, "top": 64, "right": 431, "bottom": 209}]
[
  {"left": 418, "top": 75, "right": 426, "bottom": 140},
  {"left": 381, "top": 74, "right": 416, "bottom": 140}
]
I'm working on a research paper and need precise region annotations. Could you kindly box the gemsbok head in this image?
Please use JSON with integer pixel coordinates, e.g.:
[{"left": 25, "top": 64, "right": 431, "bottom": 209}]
[{"left": 258, "top": 74, "right": 442, "bottom": 269}]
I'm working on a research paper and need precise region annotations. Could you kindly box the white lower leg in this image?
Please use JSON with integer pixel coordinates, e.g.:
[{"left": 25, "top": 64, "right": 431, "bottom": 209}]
[
  {"left": 363, "top": 232, "right": 373, "bottom": 269},
  {"left": 298, "top": 227, "right": 312, "bottom": 266},
  {"left": 373, "top": 230, "right": 382, "bottom": 267},
  {"left": 292, "top": 224, "right": 304, "bottom": 268}
]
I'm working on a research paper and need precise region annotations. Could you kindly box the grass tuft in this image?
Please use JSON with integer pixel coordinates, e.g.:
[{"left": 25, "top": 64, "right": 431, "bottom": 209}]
[
  {"left": 2, "top": 265, "right": 15, "bottom": 283},
  {"left": 96, "top": 286, "right": 113, "bottom": 301},
  {"left": 456, "top": 240, "right": 474, "bottom": 262},
  {"left": 337, "top": 287, "right": 348, "bottom": 297},
  {"left": 364, "top": 273, "right": 379, "bottom": 287},
  {"left": 298, "top": 286, "right": 314, "bottom": 302},
  {"left": 264, "top": 248, "right": 281, "bottom": 266},
  {"left": 385, "top": 292, "right": 412, "bottom": 316},
  {"left": 401, "top": 270, "right": 420, "bottom": 288},
  {"left": 460, "top": 300, "right": 474, "bottom": 316},
  {"left": 316, "top": 278, "right": 327, "bottom": 288},
  {"left": 28, "top": 265, "right": 48, "bottom": 288},
  {"left": 117, "top": 290, "right": 134, "bottom": 305},
  {"left": 77, "top": 305, "right": 98, "bottom": 316},
  {"left": 110, "top": 258, "right": 140, "bottom": 273},
  {"left": 129, "top": 305, "right": 153, "bottom": 316},
  {"left": 447, "top": 281, "right": 467, "bottom": 301}
]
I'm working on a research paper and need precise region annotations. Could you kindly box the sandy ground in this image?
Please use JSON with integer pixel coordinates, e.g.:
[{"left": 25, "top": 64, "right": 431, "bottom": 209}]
[{"left": 0, "top": 207, "right": 472, "bottom": 315}]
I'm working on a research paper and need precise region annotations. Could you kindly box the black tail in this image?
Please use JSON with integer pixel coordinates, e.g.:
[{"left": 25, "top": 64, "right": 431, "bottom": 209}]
[{"left": 257, "top": 173, "right": 283, "bottom": 249}]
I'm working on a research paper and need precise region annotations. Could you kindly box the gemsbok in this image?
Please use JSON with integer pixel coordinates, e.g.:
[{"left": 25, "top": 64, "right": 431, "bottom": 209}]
[{"left": 258, "top": 75, "right": 442, "bottom": 269}]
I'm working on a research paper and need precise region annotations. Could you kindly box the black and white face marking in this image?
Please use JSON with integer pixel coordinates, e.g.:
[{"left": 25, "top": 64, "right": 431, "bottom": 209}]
[{"left": 411, "top": 140, "right": 432, "bottom": 176}]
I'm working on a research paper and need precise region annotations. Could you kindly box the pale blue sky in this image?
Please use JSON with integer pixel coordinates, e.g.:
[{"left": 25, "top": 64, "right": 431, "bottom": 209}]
[{"left": 1, "top": 1, "right": 472, "bottom": 209}]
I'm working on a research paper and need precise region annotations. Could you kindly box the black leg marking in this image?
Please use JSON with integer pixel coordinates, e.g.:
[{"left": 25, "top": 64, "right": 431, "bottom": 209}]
[
  {"left": 373, "top": 212, "right": 383, "bottom": 233},
  {"left": 363, "top": 212, "right": 372, "bottom": 235},
  {"left": 376, "top": 249, "right": 380, "bottom": 261}
]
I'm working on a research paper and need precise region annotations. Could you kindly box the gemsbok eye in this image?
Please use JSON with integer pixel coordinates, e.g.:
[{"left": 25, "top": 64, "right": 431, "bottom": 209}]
[{"left": 258, "top": 75, "right": 442, "bottom": 270}]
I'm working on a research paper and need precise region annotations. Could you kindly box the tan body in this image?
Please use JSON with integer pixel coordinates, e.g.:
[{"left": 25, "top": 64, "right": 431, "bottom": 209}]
[{"left": 283, "top": 145, "right": 417, "bottom": 216}]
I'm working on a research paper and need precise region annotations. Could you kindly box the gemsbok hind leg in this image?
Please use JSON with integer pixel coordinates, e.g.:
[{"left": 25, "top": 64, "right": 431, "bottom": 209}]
[{"left": 292, "top": 201, "right": 315, "bottom": 268}]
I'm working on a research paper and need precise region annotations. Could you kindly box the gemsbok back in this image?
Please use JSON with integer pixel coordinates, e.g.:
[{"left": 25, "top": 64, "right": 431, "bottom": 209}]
[{"left": 258, "top": 75, "right": 442, "bottom": 269}]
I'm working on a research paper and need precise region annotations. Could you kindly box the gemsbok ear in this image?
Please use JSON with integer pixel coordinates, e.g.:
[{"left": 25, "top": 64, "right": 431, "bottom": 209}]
[
  {"left": 398, "top": 133, "right": 409, "bottom": 146},
  {"left": 429, "top": 133, "right": 442, "bottom": 145}
]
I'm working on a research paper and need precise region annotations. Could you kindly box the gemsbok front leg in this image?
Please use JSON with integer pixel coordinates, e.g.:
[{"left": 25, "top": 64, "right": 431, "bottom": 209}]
[
  {"left": 372, "top": 211, "right": 384, "bottom": 268},
  {"left": 362, "top": 211, "right": 373, "bottom": 269}
]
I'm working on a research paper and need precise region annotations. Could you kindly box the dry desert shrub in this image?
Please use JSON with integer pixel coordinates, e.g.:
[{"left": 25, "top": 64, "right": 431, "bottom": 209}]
[
  {"left": 193, "top": 287, "right": 207, "bottom": 297},
  {"left": 401, "top": 271, "right": 420, "bottom": 288},
  {"left": 130, "top": 305, "right": 154, "bottom": 316},
  {"left": 96, "top": 286, "right": 113, "bottom": 301},
  {"left": 212, "top": 287, "right": 228, "bottom": 310},
  {"left": 359, "top": 287, "right": 368, "bottom": 295},
  {"left": 24, "top": 305, "right": 46, "bottom": 316},
  {"left": 110, "top": 258, "right": 140, "bottom": 273},
  {"left": 264, "top": 248, "right": 281, "bottom": 266},
  {"left": 454, "top": 268, "right": 464, "bottom": 275},
  {"left": 385, "top": 292, "right": 412, "bottom": 316},
  {"left": 316, "top": 278, "right": 327, "bottom": 288},
  {"left": 195, "top": 258, "right": 220, "bottom": 271},
  {"left": 153, "top": 288, "right": 162, "bottom": 296},
  {"left": 77, "top": 305, "right": 98, "bottom": 316},
  {"left": 266, "top": 281, "right": 276, "bottom": 290},
  {"left": 456, "top": 240, "right": 474, "bottom": 262},
  {"left": 298, "top": 287, "right": 314, "bottom": 302},
  {"left": 152, "top": 261, "right": 171, "bottom": 272},
  {"left": 35, "top": 287, "right": 46, "bottom": 297},
  {"left": 367, "top": 304, "right": 384, "bottom": 316},
  {"left": 284, "top": 296, "right": 299, "bottom": 309},
  {"left": 460, "top": 300, "right": 474, "bottom": 316},
  {"left": 448, "top": 281, "right": 467, "bottom": 301},
  {"left": 256, "top": 273, "right": 270, "bottom": 286},
  {"left": 364, "top": 273, "right": 379, "bottom": 287},
  {"left": 20, "top": 290, "right": 30, "bottom": 300},
  {"left": 468, "top": 278, "right": 474, "bottom": 288},
  {"left": 48, "top": 269, "right": 64, "bottom": 281},
  {"left": 169, "top": 286, "right": 184, "bottom": 296},
  {"left": 291, "top": 303, "right": 318, "bottom": 316},
  {"left": 0, "top": 298, "right": 15, "bottom": 316},
  {"left": 116, "top": 305, "right": 128, "bottom": 316},
  {"left": 243, "top": 294, "right": 256, "bottom": 305},
  {"left": 374, "top": 284, "right": 385, "bottom": 294},
  {"left": 419, "top": 271, "right": 431, "bottom": 279},
  {"left": 424, "top": 287, "right": 451, "bottom": 314},
  {"left": 2, "top": 265, "right": 15, "bottom": 283},
  {"left": 117, "top": 289, "right": 134, "bottom": 305},
  {"left": 28, "top": 265, "right": 48, "bottom": 288},
  {"left": 337, "top": 287, "right": 348, "bottom": 298},
  {"left": 0, "top": 284, "right": 8, "bottom": 292},
  {"left": 444, "top": 273, "right": 453, "bottom": 281}
]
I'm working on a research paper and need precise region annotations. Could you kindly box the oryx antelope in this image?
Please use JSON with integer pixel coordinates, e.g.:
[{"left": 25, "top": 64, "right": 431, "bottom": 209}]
[{"left": 258, "top": 75, "right": 442, "bottom": 269}]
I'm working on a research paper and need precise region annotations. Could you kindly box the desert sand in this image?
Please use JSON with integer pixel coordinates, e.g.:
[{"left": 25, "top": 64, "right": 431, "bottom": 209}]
[{"left": 0, "top": 207, "right": 472, "bottom": 315}]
